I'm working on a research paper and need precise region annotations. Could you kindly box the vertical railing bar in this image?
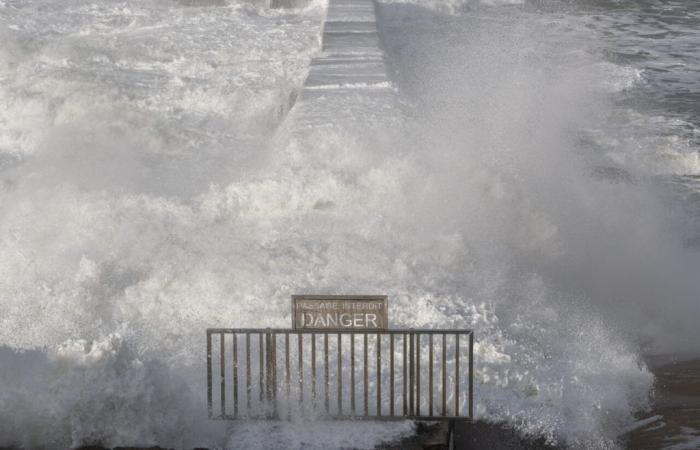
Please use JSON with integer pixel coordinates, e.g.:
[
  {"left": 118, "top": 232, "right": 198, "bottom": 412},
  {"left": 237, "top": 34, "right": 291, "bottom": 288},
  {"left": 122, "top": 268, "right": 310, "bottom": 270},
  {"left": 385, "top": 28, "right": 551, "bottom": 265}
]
[
  {"left": 455, "top": 333, "right": 460, "bottom": 417},
  {"left": 364, "top": 333, "right": 368, "bottom": 416},
  {"left": 409, "top": 332, "right": 415, "bottom": 416},
  {"left": 233, "top": 333, "right": 238, "bottom": 417},
  {"left": 265, "top": 331, "right": 271, "bottom": 408},
  {"left": 220, "top": 332, "right": 226, "bottom": 417},
  {"left": 403, "top": 333, "right": 407, "bottom": 416},
  {"left": 390, "top": 333, "right": 394, "bottom": 417},
  {"left": 442, "top": 333, "right": 447, "bottom": 417},
  {"left": 285, "top": 333, "right": 290, "bottom": 419},
  {"left": 271, "top": 332, "right": 277, "bottom": 417},
  {"left": 351, "top": 333, "right": 356, "bottom": 414},
  {"left": 312, "top": 333, "right": 317, "bottom": 409},
  {"left": 264, "top": 332, "right": 269, "bottom": 409},
  {"left": 377, "top": 333, "right": 381, "bottom": 417},
  {"left": 259, "top": 333, "right": 264, "bottom": 406},
  {"left": 337, "top": 333, "right": 342, "bottom": 414},
  {"left": 429, "top": 333, "right": 433, "bottom": 417},
  {"left": 246, "top": 333, "right": 251, "bottom": 413},
  {"left": 298, "top": 333, "right": 303, "bottom": 407},
  {"left": 324, "top": 333, "right": 329, "bottom": 413},
  {"left": 469, "top": 332, "right": 474, "bottom": 419},
  {"left": 206, "top": 330, "right": 212, "bottom": 418},
  {"left": 416, "top": 333, "right": 420, "bottom": 416}
]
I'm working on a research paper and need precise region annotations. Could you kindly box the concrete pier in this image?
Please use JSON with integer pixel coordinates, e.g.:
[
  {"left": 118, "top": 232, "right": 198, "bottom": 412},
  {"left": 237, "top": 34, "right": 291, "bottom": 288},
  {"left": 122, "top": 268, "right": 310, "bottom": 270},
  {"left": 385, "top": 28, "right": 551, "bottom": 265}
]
[
  {"left": 282, "top": 0, "right": 400, "bottom": 132},
  {"left": 303, "top": 0, "right": 391, "bottom": 94}
]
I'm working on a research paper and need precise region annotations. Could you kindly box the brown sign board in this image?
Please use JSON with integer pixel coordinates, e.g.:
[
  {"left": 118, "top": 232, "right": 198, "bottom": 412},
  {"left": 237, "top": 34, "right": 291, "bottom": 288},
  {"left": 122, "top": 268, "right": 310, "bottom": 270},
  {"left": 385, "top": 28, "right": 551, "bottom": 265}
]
[{"left": 292, "top": 295, "right": 388, "bottom": 330}]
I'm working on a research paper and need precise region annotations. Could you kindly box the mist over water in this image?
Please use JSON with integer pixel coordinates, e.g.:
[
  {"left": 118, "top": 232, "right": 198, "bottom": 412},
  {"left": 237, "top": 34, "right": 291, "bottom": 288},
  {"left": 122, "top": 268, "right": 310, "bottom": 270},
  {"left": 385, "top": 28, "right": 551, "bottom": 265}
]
[
  {"left": 378, "top": 0, "right": 700, "bottom": 352},
  {"left": 1, "top": 0, "right": 699, "bottom": 449}
]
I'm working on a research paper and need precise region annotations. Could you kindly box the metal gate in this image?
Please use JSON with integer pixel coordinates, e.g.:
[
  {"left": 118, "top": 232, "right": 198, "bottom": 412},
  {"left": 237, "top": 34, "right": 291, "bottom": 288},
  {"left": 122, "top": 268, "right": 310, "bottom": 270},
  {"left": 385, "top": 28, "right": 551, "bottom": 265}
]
[{"left": 206, "top": 329, "right": 473, "bottom": 421}]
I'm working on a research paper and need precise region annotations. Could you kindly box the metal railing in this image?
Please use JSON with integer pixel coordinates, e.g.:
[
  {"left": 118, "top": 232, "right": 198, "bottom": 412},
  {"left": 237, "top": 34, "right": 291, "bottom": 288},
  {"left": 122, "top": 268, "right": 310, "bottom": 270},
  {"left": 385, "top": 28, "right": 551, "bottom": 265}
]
[{"left": 206, "top": 328, "right": 473, "bottom": 421}]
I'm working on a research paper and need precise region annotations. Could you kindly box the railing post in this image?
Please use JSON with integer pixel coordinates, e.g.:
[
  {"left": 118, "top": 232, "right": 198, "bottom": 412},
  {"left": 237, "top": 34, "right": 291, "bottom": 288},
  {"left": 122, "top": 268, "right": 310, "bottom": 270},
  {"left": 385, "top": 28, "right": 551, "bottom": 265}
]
[
  {"left": 403, "top": 333, "right": 407, "bottom": 416},
  {"left": 271, "top": 331, "right": 277, "bottom": 418},
  {"left": 312, "top": 333, "right": 317, "bottom": 410},
  {"left": 337, "top": 332, "right": 342, "bottom": 414},
  {"left": 455, "top": 333, "right": 459, "bottom": 417},
  {"left": 442, "top": 333, "right": 447, "bottom": 417},
  {"left": 285, "top": 332, "right": 290, "bottom": 419},
  {"left": 351, "top": 332, "right": 356, "bottom": 414},
  {"left": 206, "top": 330, "right": 213, "bottom": 418},
  {"left": 429, "top": 333, "right": 434, "bottom": 417},
  {"left": 409, "top": 331, "right": 415, "bottom": 416},
  {"left": 246, "top": 333, "right": 251, "bottom": 413},
  {"left": 220, "top": 332, "right": 226, "bottom": 417},
  {"left": 324, "top": 333, "right": 329, "bottom": 413},
  {"left": 264, "top": 329, "right": 275, "bottom": 418},
  {"left": 259, "top": 333, "right": 264, "bottom": 406},
  {"left": 298, "top": 333, "right": 304, "bottom": 410},
  {"left": 233, "top": 333, "right": 238, "bottom": 417},
  {"left": 469, "top": 331, "right": 474, "bottom": 420},
  {"left": 364, "top": 333, "right": 368, "bottom": 416},
  {"left": 416, "top": 334, "right": 420, "bottom": 416},
  {"left": 377, "top": 332, "right": 381, "bottom": 416},
  {"left": 390, "top": 333, "right": 394, "bottom": 417}
]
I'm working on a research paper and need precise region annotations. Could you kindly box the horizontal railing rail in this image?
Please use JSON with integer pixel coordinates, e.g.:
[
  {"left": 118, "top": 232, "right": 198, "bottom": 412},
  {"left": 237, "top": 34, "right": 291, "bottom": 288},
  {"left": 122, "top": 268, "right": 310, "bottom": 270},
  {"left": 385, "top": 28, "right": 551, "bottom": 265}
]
[{"left": 207, "top": 328, "right": 473, "bottom": 422}]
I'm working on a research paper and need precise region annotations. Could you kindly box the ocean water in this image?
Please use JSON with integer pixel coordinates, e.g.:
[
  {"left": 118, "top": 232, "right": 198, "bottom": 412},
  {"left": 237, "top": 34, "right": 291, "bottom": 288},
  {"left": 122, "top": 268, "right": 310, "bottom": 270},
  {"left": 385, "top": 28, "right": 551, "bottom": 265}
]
[{"left": 0, "top": 0, "right": 698, "bottom": 449}]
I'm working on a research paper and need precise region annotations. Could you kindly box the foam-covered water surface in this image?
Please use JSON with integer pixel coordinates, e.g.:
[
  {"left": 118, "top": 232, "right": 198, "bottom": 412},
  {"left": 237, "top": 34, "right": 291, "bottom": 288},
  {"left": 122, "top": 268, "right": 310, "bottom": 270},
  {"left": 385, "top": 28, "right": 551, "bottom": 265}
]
[
  {"left": 0, "top": 0, "right": 324, "bottom": 195},
  {"left": 1, "top": 0, "right": 699, "bottom": 449}
]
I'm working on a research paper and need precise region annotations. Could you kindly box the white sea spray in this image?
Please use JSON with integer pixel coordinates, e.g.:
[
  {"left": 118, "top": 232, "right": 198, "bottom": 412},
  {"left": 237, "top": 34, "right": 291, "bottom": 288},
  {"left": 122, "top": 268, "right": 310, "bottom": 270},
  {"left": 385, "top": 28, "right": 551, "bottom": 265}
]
[{"left": 1, "top": 0, "right": 698, "bottom": 449}]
